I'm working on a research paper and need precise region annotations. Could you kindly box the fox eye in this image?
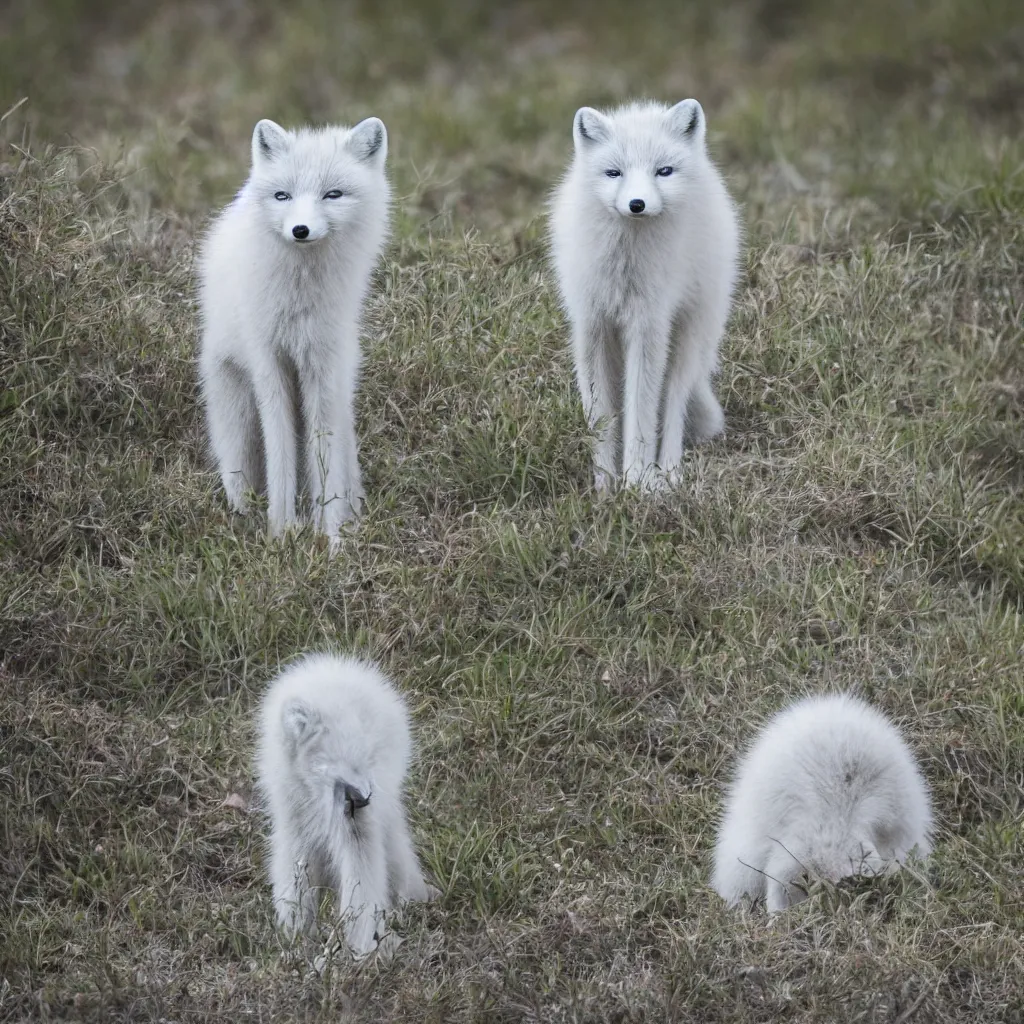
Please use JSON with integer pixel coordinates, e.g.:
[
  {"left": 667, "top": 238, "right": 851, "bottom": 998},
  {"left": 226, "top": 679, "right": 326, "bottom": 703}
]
[
  {"left": 274, "top": 191, "right": 291, "bottom": 201},
  {"left": 656, "top": 166, "right": 674, "bottom": 177},
  {"left": 323, "top": 189, "right": 343, "bottom": 200},
  {"left": 604, "top": 169, "right": 621, "bottom": 178}
]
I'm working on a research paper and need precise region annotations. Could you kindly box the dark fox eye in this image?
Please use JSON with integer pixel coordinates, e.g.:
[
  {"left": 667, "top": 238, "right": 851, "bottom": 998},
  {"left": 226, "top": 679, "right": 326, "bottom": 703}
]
[
  {"left": 605, "top": 169, "right": 621, "bottom": 178},
  {"left": 323, "top": 189, "right": 343, "bottom": 199},
  {"left": 274, "top": 191, "right": 290, "bottom": 201},
  {"left": 656, "top": 166, "right": 674, "bottom": 177}
]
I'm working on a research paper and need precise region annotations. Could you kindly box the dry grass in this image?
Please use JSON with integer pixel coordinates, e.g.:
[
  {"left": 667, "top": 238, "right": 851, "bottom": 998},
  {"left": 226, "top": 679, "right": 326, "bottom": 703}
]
[{"left": 1, "top": 1, "right": 1023, "bottom": 1021}]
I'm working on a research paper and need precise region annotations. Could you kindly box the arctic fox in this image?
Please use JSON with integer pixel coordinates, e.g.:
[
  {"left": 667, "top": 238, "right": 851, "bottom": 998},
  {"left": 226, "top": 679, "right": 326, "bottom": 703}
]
[
  {"left": 255, "top": 653, "right": 437, "bottom": 956},
  {"left": 198, "top": 117, "right": 390, "bottom": 541},
  {"left": 549, "top": 99, "right": 740, "bottom": 491},
  {"left": 711, "top": 693, "right": 933, "bottom": 913}
]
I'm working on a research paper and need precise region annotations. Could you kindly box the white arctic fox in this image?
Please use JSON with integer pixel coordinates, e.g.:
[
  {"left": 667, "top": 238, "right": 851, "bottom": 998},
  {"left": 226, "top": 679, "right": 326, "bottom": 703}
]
[
  {"left": 198, "top": 117, "right": 390, "bottom": 541},
  {"left": 712, "top": 693, "right": 933, "bottom": 913},
  {"left": 255, "top": 653, "right": 436, "bottom": 956},
  {"left": 549, "top": 99, "right": 740, "bottom": 491}
]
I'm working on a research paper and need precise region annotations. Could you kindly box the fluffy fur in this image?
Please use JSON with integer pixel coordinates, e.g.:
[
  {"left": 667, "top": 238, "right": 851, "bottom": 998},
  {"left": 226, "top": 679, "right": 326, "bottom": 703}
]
[
  {"left": 198, "top": 117, "right": 390, "bottom": 541},
  {"left": 712, "top": 693, "right": 933, "bottom": 912},
  {"left": 549, "top": 99, "right": 741, "bottom": 491},
  {"left": 255, "top": 653, "right": 435, "bottom": 956}
]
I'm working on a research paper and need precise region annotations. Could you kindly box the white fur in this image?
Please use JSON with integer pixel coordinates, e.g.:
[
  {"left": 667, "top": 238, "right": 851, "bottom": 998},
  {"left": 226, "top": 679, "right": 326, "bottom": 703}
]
[
  {"left": 712, "top": 693, "right": 933, "bottom": 913},
  {"left": 198, "top": 118, "right": 390, "bottom": 540},
  {"left": 549, "top": 99, "right": 741, "bottom": 491},
  {"left": 255, "top": 653, "right": 436, "bottom": 956}
]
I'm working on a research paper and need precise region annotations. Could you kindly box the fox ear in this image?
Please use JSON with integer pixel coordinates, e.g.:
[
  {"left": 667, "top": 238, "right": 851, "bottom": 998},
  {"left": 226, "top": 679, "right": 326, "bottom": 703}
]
[
  {"left": 252, "top": 119, "right": 290, "bottom": 165},
  {"left": 282, "top": 699, "right": 320, "bottom": 746},
  {"left": 667, "top": 99, "right": 705, "bottom": 145},
  {"left": 346, "top": 117, "right": 387, "bottom": 164},
  {"left": 573, "top": 107, "right": 611, "bottom": 148}
]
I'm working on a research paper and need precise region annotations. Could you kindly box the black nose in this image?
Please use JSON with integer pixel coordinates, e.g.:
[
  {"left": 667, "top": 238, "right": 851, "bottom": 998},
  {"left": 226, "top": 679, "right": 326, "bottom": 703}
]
[
  {"left": 336, "top": 780, "right": 370, "bottom": 815},
  {"left": 346, "top": 784, "right": 370, "bottom": 810},
  {"left": 292, "top": 224, "right": 310, "bottom": 239},
  {"left": 629, "top": 199, "right": 645, "bottom": 214}
]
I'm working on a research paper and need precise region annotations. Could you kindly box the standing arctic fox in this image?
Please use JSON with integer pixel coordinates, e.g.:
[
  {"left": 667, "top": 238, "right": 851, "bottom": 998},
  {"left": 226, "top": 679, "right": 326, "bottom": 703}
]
[
  {"left": 549, "top": 100, "right": 740, "bottom": 491},
  {"left": 198, "top": 117, "right": 390, "bottom": 541},
  {"left": 256, "top": 653, "right": 436, "bottom": 956},
  {"left": 712, "top": 693, "right": 933, "bottom": 913}
]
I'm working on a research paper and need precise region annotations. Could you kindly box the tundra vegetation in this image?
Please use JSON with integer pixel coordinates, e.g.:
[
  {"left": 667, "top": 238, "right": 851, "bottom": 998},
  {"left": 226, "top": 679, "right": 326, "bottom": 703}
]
[{"left": 1, "top": 1, "right": 1022, "bottom": 1021}]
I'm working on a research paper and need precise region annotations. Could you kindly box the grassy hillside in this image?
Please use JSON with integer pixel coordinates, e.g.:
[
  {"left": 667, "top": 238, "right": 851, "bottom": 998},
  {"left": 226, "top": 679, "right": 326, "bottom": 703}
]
[{"left": 1, "top": 1, "right": 1022, "bottom": 1020}]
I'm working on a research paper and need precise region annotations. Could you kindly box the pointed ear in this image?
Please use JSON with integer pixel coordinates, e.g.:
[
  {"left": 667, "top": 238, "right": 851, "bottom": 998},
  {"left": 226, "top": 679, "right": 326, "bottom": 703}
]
[
  {"left": 573, "top": 107, "right": 611, "bottom": 149},
  {"left": 667, "top": 99, "right": 705, "bottom": 145},
  {"left": 282, "top": 698, "right": 320, "bottom": 746},
  {"left": 252, "top": 119, "right": 291, "bottom": 166},
  {"left": 346, "top": 117, "right": 387, "bottom": 164}
]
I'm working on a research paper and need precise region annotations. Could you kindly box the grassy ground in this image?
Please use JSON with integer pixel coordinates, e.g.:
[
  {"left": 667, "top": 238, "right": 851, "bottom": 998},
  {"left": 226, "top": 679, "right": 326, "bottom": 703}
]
[{"left": 2, "top": 0, "right": 1023, "bottom": 1020}]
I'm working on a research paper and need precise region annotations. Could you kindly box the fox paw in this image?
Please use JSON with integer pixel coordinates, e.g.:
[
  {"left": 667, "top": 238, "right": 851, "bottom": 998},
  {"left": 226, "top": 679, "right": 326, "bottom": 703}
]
[{"left": 649, "top": 465, "right": 684, "bottom": 491}]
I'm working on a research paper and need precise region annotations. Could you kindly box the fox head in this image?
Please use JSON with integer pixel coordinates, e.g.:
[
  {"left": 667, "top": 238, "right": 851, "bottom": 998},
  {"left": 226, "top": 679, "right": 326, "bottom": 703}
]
[
  {"left": 805, "top": 836, "right": 889, "bottom": 886},
  {"left": 246, "top": 117, "right": 388, "bottom": 246},
  {"left": 280, "top": 692, "right": 408, "bottom": 828},
  {"left": 776, "top": 823, "right": 897, "bottom": 907},
  {"left": 570, "top": 99, "right": 708, "bottom": 219}
]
